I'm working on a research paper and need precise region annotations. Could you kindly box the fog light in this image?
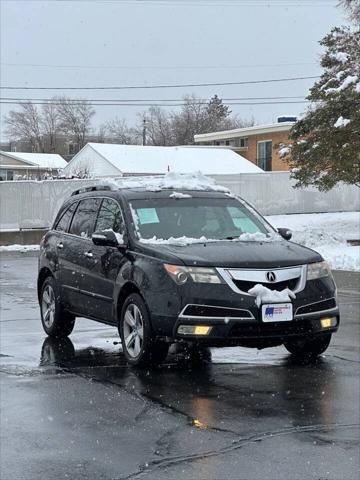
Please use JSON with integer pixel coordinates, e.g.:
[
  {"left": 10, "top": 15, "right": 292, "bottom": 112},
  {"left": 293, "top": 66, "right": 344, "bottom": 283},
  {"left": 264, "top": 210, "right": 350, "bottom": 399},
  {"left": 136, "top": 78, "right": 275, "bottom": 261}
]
[
  {"left": 321, "top": 317, "right": 337, "bottom": 329},
  {"left": 177, "top": 325, "right": 212, "bottom": 335},
  {"left": 194, "top": 326, "right": 212, "bottom": 335}
]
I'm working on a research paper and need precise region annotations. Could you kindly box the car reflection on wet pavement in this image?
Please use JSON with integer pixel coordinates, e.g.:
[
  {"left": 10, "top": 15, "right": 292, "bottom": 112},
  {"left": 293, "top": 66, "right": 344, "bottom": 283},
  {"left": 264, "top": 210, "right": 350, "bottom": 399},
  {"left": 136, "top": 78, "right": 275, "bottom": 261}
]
[{"left": 1, "top": 252, "right": 359, "bottom": 480}]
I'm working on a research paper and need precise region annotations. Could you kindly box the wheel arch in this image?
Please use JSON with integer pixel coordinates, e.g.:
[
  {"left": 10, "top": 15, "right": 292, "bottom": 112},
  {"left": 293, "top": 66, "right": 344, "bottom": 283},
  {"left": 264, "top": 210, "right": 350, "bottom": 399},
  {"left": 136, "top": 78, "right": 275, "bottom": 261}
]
[
  {"left": 37, "top": 267, "right": 53, "bottom": 301},
  {"left": 116, "top": 282, "right": 142, "bottom": 322}
]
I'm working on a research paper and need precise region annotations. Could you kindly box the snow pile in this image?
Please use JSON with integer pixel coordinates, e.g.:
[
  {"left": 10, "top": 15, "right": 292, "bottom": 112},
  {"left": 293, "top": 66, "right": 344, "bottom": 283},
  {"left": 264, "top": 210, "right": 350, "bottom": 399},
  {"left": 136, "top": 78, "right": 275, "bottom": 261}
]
[
  {"left": 102, "top": 229, "right": 124, "bottom": 244},
  {"left": 107, "top": 171, "right": 230, "bottom": 193},
  {"left": 325, "top": 75, "right": 358, "bottom": 94},
  {"left": 248, "top": 284, "right": 296, "bottom": 308},
  {"left": 279, "top": 146, "right": 291, "bottom": 158},
  {"left": 169, "top": 192, "right": 192, "bottom": 199},
  {"left": 266, "top": 212, "right": 360, "bottom": 271},
  {"left": 332, "top": 52, "right": 349, "bottom": 63},
  {"left": 334, "top": 116, "right": 351, "bottom": 128},
  {"left": 138, "top": 232, "right": 281, "bottom": 246},
  {"left": 0, "top": 244, "right": 39, "bottom": 252},
  {"left": 236, "top": 232, "right": 281, "bottom": 242},
  {"left": 139, "top": 235, "right": 213, "bottom": 246}
]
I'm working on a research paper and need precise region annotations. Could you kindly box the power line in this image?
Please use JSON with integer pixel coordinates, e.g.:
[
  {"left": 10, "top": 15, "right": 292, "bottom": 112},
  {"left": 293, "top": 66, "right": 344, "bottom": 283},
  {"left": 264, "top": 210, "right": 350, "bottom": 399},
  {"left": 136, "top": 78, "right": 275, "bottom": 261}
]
[
  {"left": 0, "top": 100, "right": 309, "bottom": 107},
  {"left": 76, "top": 0, "right": 336, "bottom": 6},
  {"left": 0, "top": 75, "right": 319, "bottom": 91},
  {"left": 1, "top": 62, "right": 318, "bottom": 70},
  {"left": 0, "top": 96, "right": 306, "bottom": 102}
]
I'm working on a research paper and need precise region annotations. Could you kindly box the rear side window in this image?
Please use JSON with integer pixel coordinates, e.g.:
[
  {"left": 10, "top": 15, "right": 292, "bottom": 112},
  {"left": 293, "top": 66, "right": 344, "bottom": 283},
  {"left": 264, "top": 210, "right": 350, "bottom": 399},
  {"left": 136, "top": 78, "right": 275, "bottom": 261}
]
[
  {"left": 69, "top": 198, "right": 101, "bottom": 238},
  {"left": 54, "top": 202, "right": 77, "bottom": 232},
  {"left": 95, "top": 198, "right": 124, "bottom": 233}
]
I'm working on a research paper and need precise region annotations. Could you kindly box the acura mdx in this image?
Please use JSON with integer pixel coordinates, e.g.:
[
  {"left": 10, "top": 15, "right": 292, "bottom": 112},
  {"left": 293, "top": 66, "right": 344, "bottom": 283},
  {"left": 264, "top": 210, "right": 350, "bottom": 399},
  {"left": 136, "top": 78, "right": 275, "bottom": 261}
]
[{"left": 38, "top": 183, "right": 339, "bottom": 366}]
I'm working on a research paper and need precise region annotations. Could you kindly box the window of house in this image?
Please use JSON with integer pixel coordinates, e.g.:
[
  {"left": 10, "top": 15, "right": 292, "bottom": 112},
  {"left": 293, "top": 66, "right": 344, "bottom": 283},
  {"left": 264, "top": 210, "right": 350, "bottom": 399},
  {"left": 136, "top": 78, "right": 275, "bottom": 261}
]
[
  {"left": 6, "top": 170, "right": 14, "bottom": 181},
  {"left": 95, "top": 198, "right": 124, "bottom": 233},
  {"left": 257, "top": 140, "right": 272, "bottom": 171},
  {"left": 55, "top": 202, "right": 78, "bottom": 232},
  {"left": 69, "top": 198, "right": 102, "bottom": 238},
  {"left": 237, "top": 137, "right": 248, "bottom": 148}
]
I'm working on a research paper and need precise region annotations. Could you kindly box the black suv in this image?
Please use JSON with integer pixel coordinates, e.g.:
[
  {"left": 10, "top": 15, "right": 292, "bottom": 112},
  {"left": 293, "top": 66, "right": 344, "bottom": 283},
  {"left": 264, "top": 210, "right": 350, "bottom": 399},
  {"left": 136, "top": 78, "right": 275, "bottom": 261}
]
[{"left": 38, "top": 184, "right": 339, "bottom": 366}]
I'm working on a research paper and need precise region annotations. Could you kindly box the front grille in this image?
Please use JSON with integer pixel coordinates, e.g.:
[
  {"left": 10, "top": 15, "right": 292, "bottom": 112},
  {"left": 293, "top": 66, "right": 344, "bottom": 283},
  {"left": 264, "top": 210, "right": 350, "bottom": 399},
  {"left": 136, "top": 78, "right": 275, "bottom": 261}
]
[
  {"left": 182, "top": 305, "right": 253, "bottom": 319},
  {"left": 233, "top": 278, "right": 298, "bottom": 293},
  {"left": 296, "top": 298, "right": 336, "bottom": 316},
  {"left": 230, "top": 320, "right": 314, "bottom": 338}
]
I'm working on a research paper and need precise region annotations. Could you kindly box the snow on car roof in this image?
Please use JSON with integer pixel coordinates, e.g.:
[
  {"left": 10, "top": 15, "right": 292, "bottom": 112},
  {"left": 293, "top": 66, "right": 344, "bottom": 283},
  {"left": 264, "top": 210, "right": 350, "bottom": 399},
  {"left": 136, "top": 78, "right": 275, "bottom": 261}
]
[{"left": 106, "top": 172, "right": 231, "bottom": 193}]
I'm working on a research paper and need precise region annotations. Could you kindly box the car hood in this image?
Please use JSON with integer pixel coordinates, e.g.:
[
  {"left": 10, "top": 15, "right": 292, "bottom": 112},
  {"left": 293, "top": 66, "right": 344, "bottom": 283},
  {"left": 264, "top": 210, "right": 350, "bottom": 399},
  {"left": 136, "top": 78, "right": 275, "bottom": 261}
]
[{"left": 136, "top": 239, "right": 322, "bottom": 268}]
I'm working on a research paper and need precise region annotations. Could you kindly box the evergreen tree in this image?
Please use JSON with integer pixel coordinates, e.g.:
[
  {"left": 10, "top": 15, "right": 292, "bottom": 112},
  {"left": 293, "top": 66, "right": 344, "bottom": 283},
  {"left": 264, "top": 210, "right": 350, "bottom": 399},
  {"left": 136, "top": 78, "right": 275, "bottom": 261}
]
[
  {"left": 281, "top": 12, "right": 360, "bottom": 190},
  {"left": 206, "top": 94, "right": 231, "bottom": 130}
]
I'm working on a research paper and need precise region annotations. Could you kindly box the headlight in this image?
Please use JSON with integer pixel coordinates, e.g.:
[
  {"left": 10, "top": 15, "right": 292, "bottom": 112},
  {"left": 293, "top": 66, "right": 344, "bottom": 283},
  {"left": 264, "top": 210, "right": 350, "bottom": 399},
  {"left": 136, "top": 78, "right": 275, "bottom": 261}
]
[
  {"left": 164, "top": 264, "right": 223, "bottom": 285},
  {"left": 307, "top": 261, "right": 332, "bottom": 280}
]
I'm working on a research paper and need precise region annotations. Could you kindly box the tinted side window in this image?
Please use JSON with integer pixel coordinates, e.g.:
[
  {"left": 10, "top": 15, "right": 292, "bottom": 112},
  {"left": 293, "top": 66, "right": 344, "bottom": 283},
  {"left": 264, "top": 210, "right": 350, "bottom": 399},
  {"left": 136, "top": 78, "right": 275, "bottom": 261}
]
[
  {"left": 95, "top": 198, "right": 124, "bottom": 233},
  {"left": 69, "top": 198, "right": 101, "bottom": 238},
  {"left": 55, "top": 202, "right": 77, "bottom": 232}
]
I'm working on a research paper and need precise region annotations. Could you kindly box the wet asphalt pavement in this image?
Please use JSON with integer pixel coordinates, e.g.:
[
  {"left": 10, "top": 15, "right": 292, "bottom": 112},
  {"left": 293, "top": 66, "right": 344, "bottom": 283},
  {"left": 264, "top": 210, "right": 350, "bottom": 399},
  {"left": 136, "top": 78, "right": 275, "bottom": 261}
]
[{"left": 0, "top": 252, "right": 359, "bottom": 480}]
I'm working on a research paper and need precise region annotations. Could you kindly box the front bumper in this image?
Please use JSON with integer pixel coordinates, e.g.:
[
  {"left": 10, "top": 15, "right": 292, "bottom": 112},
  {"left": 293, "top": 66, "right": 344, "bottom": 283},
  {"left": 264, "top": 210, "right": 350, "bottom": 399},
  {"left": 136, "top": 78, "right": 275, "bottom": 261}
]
[
  {"left": 173, "top": 309, "right": 339, "bottom": 347},
  {"left": 151, "top": 275, "right": 339, "bottom": 346}
]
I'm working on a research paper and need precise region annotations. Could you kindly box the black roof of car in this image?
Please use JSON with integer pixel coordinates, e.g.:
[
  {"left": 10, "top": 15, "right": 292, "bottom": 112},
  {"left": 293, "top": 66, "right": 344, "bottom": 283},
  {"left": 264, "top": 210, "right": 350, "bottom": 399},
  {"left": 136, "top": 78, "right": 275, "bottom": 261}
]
[{"left": 70, "top": 185, "right": 231, "bottom": 201}]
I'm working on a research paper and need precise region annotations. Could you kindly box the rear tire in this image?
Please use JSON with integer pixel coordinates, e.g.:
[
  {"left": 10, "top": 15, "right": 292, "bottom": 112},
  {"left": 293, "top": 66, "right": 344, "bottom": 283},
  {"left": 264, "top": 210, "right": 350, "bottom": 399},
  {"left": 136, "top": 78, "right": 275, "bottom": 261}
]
[
  {"left": 284, "top": 334, "right": 332, "bottom": 358},
  {"left": 119, "top": 293, "right": 169, "bottom": 367},
  {"left": 40, "top": 276, "right": 75, "bottom": 338}
]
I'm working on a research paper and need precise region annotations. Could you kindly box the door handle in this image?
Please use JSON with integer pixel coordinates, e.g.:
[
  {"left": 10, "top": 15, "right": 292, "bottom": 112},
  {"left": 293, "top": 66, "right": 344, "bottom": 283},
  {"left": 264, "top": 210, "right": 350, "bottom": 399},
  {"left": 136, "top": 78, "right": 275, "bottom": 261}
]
[
  {"left": 57, "top": 242, "right": 64, "bottom": 249},
  {"left": 84, "top": 251, "right": 93, "bottom": 258}
]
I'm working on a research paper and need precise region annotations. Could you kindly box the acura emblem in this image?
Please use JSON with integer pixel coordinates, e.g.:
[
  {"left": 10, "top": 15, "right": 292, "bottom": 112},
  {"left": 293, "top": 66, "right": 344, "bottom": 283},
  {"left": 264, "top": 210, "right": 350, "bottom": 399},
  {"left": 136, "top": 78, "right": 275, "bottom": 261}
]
[{"left": 266, "top": 271, "right": 276, "bottom": 282}]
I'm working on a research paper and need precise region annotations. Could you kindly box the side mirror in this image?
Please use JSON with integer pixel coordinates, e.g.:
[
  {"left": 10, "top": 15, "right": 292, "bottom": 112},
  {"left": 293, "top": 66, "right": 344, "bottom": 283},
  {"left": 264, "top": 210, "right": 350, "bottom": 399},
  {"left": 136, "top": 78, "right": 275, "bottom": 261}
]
[
  {"left": 278, "top": 228, "right": 292, "bottom": 241},
  {"left": 92, "top": 230, "right": 125, "bottom": 247}
]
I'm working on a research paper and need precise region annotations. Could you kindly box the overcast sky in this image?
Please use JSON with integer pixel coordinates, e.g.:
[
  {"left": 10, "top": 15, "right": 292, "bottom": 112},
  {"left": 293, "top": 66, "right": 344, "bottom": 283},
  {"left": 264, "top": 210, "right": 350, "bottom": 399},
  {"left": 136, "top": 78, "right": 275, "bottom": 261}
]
[{"left": 0, "top": 0, "right": 348, "bottom": 139}]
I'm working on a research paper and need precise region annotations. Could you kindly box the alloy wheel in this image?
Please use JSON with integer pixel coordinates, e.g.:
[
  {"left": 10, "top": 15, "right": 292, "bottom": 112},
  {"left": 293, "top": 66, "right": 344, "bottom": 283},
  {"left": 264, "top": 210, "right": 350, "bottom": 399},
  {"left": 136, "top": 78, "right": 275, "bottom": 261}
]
[
  {"left": 123, "top": 303, "right": 144, "bottom": 358},
  {"left": 42, "top": 285, "right": 56, "bottom": 328}
]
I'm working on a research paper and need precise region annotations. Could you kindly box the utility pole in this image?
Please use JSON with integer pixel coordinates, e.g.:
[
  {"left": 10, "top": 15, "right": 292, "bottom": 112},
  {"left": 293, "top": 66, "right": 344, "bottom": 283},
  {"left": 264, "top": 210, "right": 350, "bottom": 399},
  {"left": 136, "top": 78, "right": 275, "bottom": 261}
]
[{"left": 142, "top": 118, "right": 146, "bottom": 146}]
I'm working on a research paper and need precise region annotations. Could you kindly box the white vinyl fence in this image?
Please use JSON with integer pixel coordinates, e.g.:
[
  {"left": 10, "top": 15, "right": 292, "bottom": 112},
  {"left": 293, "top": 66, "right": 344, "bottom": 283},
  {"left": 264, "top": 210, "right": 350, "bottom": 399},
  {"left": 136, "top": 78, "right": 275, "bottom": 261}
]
[
  {"left": 0, "top": 173, "right": 359, "bottom": 231},
  {"left": 213, "top": 172, "right": 360, "bottom": 216}
]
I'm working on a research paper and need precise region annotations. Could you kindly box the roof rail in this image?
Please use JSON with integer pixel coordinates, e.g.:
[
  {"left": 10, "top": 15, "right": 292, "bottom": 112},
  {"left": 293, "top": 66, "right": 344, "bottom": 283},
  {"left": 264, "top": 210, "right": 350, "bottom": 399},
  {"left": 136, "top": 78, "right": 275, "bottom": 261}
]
[{"left": 71, "top": 185, "right": 113, "bottom": 196}]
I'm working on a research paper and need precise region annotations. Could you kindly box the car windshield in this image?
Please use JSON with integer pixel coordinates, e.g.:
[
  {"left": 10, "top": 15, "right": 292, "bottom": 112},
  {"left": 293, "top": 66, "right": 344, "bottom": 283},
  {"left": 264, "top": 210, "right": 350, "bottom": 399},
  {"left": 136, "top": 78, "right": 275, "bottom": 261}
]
[{"left": 130, "top": 196, "right": 273, "bottom": 241}]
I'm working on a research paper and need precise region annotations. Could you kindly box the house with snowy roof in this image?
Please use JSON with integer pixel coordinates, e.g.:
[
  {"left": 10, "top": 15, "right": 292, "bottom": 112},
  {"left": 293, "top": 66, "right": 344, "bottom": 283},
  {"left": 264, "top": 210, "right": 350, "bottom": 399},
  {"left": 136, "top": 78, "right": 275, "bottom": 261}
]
[
  {"left": 0, "top": 151, "right": 67, "bottom": 181},
  {"left": 62, "top": 143, "right": 263, "bottom": 178},
  {"left": 194, "top": 118, "right": 296, "bottom": 172}
]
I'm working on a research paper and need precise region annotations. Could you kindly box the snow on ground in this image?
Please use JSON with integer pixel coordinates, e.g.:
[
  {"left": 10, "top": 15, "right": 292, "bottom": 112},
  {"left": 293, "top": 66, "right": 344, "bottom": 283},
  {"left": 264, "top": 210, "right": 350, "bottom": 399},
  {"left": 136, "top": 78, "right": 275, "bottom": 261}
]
[
  {"left": 266, "top": 211, "right": 360, "bottom": 271},
  {"left": 0, "top": 244, "right": 39, "bottom": 252}
]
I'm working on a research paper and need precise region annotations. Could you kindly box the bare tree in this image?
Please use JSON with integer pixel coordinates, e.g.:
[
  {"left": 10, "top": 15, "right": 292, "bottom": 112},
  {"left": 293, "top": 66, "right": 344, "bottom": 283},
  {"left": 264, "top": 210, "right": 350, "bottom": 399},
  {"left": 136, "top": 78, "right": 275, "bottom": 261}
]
[
  {"left": 41, "top": 100, "right": 60, "bottom": 152},
  {"left": 101, "top": 117, "right": 139, "bottom": 144},
  {"left": 56, "top": 97, "right": 95, "bottom": 150},
  {"left": 339, "top": 0, "right": 360, "bottom": 22},
  {"left": 4, "top": 102, "right": 44, "bottom": 152},
  {"left": 142, "top": 107, "right": 174, "bottom": 146},
  {"left": 221, "top": 114, "right": 255, "bottom": 130}
]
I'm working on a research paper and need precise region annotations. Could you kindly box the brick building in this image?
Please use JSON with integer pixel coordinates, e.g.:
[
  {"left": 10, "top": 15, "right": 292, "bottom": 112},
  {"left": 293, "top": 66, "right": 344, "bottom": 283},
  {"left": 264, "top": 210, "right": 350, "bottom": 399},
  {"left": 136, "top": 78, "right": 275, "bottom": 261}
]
[{"left": 194, "top": 119, "right": 295, "bottom": 171}]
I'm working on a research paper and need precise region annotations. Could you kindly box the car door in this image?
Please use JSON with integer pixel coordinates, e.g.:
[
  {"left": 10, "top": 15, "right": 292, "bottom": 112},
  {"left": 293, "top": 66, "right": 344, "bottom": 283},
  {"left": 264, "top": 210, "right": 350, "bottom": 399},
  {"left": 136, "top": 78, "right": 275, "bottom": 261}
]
[
  {"left": 79, "top": 197, "right": 127, "bottom": 322},
  {"left": 52, "top": 201, "right": 79, "bottom": 309},
  {"left": 66, "top": 197, "right": 102, "bottom": 315}
]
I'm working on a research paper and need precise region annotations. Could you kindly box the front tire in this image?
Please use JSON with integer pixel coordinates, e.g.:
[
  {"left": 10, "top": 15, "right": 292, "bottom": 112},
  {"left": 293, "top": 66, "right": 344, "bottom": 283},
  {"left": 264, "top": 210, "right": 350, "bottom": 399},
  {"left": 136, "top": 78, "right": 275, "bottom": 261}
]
[
  {"left": 284, "top": 334, "right": 332, "bottom": 358},
  {"left": 40, "top": 276, "right": 75, "bottom": 338},
  {"left": 119, "top": 293, "right": 168, "bottom": 367}
]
